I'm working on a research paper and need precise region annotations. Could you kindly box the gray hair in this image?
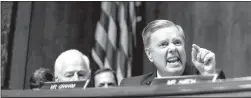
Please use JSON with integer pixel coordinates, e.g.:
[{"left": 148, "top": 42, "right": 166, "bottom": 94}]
[
  {"left": 142, "top": 20, "right": 185, "bottom": 48},
  {"left": 54, "top": 49, "right": 90, "bottom": 78}
]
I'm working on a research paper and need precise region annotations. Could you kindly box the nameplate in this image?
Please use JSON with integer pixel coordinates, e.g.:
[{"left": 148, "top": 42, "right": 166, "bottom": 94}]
[
  {"left": 151, "top": 74, "right": 218, "bottom": 86},
  {"left": 40, "top": 80, "right": 90, "bottom": 90}
]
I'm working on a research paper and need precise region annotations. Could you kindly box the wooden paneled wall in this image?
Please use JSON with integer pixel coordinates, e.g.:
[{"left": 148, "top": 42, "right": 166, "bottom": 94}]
[{"left": 23, "top": 2, "right": 101, "bottom": 89}]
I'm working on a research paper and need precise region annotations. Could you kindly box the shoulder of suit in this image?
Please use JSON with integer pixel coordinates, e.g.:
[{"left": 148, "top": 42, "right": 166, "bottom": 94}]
[
  {"left": 126, "top": 72, "right": 154, "bottom": 80},
  {"left": 120, "top": 72, "right": 154, "bottom": 86}
]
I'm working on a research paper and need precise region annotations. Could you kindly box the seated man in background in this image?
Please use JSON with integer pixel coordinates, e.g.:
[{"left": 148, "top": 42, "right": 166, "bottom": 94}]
[
  {"left": 54, "top": 49, "right": 91, "bottom": 82},
  {"left": 120, "top": 20, "right": 225, "bottom": 86},
  {"left": 94, "top": 68, "right": 117, "bottom": 88},
  {"left": 30, "top": 68, "right": 53, "bottom": 90}
]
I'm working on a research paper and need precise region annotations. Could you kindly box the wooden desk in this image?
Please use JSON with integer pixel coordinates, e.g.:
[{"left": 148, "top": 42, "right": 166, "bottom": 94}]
[{"left": 2, "top": 77, "right": 251, "bottom": 97}]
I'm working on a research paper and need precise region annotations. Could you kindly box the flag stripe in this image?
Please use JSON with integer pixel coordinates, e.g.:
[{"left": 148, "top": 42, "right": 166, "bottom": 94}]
[
  {"left": 110, "top": 2, "right": 118, "bottom": 22},
  {"left": 106, "top": 42, "right": 117, "bottom": 70},
  {"left": 93, "top": 42, "right": 106, "bottom": 64},
  {"left": 119, "top": 45, "right": 129, "bottom": 77},
  {"left": 99, "top": 11, "right": 110, "bottom": 34},
  {"left": 92, "top": 49, "right": 103, "bottom": 68},
  {"left": 107, "top": 18, "right": 117, "bottom": 48},
  {"left": 95, "top": 22, "right": 108, "bottom": 50}
]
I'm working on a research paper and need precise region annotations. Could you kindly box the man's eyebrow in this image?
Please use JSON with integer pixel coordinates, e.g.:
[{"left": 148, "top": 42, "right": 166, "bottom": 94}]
[
  {"left": 64, "top": 71, "right": 74, "bottom": 76},
  {"left": 100, "top": 83, "right": 105, "bottom": 85},
  {"left": 172, "top": 37, "right": 183, "bottom": 40},
  {"left": 157, "top": 39, "right": 169, "bottom": 44},
  {"left": 77, "top": 71, "right": 87, "bottom": 74},
  {"left": 78, "top": 70, "right": 86, "bottom": 72}
]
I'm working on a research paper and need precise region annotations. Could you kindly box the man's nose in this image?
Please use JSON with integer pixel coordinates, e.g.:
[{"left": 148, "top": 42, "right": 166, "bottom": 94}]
[
  {"left": 72, "top": 73, "right": 79, "bottom": 81},
  {"left": 103, "top": 84, "right": 109, "bottom": 88},
  {"left": 167, "top": 43, "right": 176, "bottom": 53}
]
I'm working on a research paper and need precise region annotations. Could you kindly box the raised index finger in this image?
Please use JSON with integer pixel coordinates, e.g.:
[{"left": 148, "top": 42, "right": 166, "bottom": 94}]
[
  {"left": 192, "top": 44, "right": 200, "bottom": 62},
  {"left": 192, "top": 44, "right": 200, "bottom": 51}
]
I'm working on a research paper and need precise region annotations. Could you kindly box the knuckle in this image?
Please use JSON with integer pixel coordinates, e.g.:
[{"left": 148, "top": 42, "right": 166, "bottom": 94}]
[{"left": 211, "top": 53, "right": 215, "bottom": 57}]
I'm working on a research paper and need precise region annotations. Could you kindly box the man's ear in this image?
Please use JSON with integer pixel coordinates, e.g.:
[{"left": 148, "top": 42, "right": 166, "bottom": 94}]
[{"left": 145, "top": 48, "right": 153, "bottom": 62}]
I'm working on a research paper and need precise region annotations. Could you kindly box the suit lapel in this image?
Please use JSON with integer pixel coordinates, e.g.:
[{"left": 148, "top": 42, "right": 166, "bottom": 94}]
[{"left": 141, "top": 72, "right": 157, "bottom": 85}]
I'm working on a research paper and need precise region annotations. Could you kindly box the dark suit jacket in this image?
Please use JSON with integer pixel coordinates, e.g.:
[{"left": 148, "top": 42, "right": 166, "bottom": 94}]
[{"left": 120, "top": 65, "right": 225, "bottom": 86}]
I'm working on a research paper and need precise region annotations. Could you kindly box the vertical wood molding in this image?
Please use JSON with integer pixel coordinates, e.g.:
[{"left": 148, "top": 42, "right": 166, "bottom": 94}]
[
  {"left": 1, "top": 1, "right": 16, "bottom": 88},
  {"left": 9, "top": 1, "right": 32, "bottom": 89},
  {"left": 132, "top": 2, "right": 144, "bottom": 76}
]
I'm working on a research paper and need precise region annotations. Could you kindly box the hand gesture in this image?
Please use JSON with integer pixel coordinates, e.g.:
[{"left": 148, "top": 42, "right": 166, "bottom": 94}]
[{"left": 192, "top": 44, "right": 216, "bottom": 75}]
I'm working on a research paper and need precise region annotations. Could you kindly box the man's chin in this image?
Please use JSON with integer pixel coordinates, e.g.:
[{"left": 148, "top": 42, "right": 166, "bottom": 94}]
[
  {"left": 165, "top": 63, "right": 182, "bottom": 69},
  {"left": 165, "top": 67, "right": 184, "bottom": 76}
]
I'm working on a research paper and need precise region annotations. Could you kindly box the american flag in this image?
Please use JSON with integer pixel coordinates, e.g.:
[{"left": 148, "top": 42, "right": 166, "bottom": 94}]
[{"left": 91, "top": 1, "right": 137, "bottom": 84}]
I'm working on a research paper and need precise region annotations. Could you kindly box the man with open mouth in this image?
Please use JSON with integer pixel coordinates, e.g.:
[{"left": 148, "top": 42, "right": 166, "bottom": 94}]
[{"left": 120, "top": 19, "right": 225, "bottom": 86}]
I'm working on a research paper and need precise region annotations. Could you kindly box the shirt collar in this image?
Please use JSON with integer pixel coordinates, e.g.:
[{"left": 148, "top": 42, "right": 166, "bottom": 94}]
[{"left": 157, "top": 70, "right": 164, "bottom": 78}]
